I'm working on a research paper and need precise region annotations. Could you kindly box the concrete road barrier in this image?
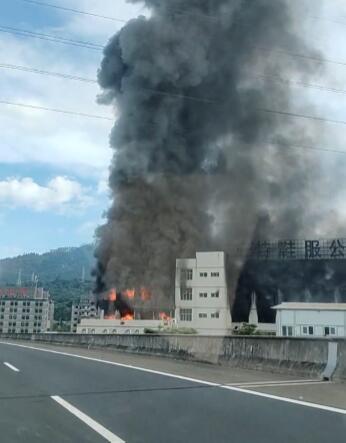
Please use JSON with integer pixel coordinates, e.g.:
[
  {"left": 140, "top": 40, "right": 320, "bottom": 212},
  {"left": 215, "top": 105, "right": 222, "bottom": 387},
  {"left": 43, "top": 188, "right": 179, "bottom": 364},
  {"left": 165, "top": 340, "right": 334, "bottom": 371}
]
[{"left": 0, "top": 333, "right": 345, "bottom": 380}]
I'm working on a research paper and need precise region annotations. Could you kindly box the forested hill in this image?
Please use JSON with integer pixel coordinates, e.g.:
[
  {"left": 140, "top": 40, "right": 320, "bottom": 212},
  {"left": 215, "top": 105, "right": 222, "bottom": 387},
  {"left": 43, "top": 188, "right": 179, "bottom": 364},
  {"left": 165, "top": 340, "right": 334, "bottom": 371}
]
[{"left": 0, "top": 244, "right": 95, "bottom": 284}]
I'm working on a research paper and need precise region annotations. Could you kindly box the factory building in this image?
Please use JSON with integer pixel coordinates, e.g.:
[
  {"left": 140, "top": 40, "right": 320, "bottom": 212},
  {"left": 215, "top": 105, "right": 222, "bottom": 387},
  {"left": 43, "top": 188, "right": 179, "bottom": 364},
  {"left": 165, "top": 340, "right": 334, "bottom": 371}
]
[
  {"left": 175, "top": 251, "right": 232, "bottom": 335},
  {"left": 0, "top": 287, "right": 54, "bottom": 334},
  {"left": 77, "top": 318, "right": 171, "bottom": 335},
  {"left": 273, "top": 303, "right": 346, "bottom": 337},
  {"left": 70, "top": 293, "right": 98, "bottom": 333}
]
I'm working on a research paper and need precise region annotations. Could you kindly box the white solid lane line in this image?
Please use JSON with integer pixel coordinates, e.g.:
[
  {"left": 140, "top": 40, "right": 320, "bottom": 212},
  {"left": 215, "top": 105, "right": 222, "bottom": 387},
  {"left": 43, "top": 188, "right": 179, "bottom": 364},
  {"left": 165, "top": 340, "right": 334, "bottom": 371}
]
[
  {"left": 1, "top": 341, "right": 345, "bottom": 415},
  {"left": 51, "top": 396, "right": 125, "bottom": 443},
  {"left": 227, "top": 379, "right": 320, "bottom": 387},
  {"left": 236, "top": 381, "right": 332, "bottom": 388},
  {"left": 3, "top": 362, "right": 20, "bottom": 372}
]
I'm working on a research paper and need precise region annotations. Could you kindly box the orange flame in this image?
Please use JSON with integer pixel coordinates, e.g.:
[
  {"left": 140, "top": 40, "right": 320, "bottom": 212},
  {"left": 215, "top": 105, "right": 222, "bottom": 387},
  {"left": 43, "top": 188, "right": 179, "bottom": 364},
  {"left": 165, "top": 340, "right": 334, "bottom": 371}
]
[
  {"left": 123, "top": 289, "right": 135, "bottom": 299},
  {"left": 159, "top": 312, "right": 171, "bottom": 321},
  {"left": 108, "top": 288, "right": 117, "bottom": 302},
  {"left": 122, "top": 313, "right": 134, "bottom": 321},
  {"left": 140, "top": 287, "right": 151, "bottom": 301}
]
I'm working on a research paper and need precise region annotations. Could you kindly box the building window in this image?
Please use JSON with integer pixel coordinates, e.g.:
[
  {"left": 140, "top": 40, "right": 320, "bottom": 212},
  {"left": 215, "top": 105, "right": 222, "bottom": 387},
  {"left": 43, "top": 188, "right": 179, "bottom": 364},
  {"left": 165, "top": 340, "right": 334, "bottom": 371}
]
[
  {"left": 282, "top": 326, "right": 293, "bottom": 336},
  {"left": 181, "top": 288, "right": 192, "bottom": 301},
  {"left": 302, "top": 326, "right": 308, "bottom": 335},
  {"left": 211, "top": 292, "right": 220, "bottom": 298},
  {"left": 211, "top": 312, "right": 220, "bottom": 319},
  {"left": 199, "top": 313, "right": 207, "bottom": 319},
  {"left": 199, "top": 272, "right": 207, "bottom": 277},
  {"left": 180, "top": 308, "right": 192, "bottom": 322},
  {"left": 181, "top": 269, "right": 193, "bottom": 281},
  {"left": 308, "top": 326, "right": 314, "bottom": 336},
  {"left": 211, "top": 272, "right": 219, "bottom": 277},
  {"left": 112, "top": 329, "right": 117, "bottom": 334},
  {"left": 324, "top": 327, "right": 336, "bottom": 336},
  {"left": 103, "top": 329, "right": 108, "bottom": 334},
  {"left": 82, "top": 329, "right": 86, "bottom": 333},
  {"left": 199, "top": 292, "right": 207, "bottom": 298}
]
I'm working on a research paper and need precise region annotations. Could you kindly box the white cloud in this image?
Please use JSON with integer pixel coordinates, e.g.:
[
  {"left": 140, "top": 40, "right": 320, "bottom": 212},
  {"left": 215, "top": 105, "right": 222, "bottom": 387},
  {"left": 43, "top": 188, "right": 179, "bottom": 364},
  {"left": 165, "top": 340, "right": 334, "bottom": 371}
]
[
  {"left": 0, "top": 1, "right": 149, "bottom": 184},
  {"left": 0, "top": 176, "right": 93, "bottom": 212},
  {"left": 0, "top": 21, "right": 115, "bottom": 180}
]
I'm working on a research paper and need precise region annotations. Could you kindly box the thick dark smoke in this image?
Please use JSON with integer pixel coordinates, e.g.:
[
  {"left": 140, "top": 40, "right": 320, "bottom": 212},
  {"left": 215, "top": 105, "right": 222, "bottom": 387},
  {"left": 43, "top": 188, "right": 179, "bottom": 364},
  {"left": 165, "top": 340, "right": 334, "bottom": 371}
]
[
  {"left": 234, "top": 260, "right": 346, "bottom": 323},
  {"left": 94, "top": 0, "right": 321, "bottom": 306}
]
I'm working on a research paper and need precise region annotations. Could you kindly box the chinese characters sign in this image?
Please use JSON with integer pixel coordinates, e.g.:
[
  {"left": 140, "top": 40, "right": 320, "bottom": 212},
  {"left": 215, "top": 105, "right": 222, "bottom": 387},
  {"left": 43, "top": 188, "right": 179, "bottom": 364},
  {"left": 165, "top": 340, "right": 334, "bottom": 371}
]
[{"left": 247, "top": 239, "right": 346, "bottom": 261}]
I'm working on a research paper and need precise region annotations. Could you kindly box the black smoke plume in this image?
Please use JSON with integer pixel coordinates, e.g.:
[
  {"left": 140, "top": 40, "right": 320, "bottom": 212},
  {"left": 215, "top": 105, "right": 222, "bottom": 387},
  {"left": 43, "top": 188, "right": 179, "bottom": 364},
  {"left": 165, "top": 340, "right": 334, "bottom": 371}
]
[{"left": 94, "top": 0, "right": 321, "bottom": 306}]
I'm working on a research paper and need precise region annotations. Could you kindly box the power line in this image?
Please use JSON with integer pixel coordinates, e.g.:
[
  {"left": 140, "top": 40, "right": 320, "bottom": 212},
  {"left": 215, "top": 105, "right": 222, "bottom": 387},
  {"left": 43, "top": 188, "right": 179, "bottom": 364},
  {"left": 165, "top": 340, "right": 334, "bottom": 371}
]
[
  {"left": 17, "top": 0, "right": 127, "bottom": 23},
  {"left": 2, "top": 99, "right": 346, "bottom": 157},
  {"left": 257, "top": 74, "right": 346, "bottom": 96},
  {"left": 0, "top": 100, "right": 113, "bottom": 121},
  {"left": 0, "top": 25, "right": 103, "bottom": 50},
  {"left": 260, "top": 108, "right": 346, "bottom": 127},
  {"left": 253, "top": 46, "right": 346, "bottom": 68},
  {"left": 21, "top": 0, "right": 346, "bottom": 30},
  {"left": 2, "top": 21, "right": 346, "bottom": 69},
  {"left": 0, "top": 63, "right": 96, "bottom": 84},
  {"left": 4, "top": 62, "right": 346, "bottom": 105},
  {"left": 0, "top": 63, "right": 217, "bottom": 103}
]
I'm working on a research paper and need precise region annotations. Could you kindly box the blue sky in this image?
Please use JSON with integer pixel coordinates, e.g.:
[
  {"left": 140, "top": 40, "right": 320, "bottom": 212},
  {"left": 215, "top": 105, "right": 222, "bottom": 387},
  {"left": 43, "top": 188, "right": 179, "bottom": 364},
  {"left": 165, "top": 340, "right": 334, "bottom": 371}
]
[
  {"left": 1, "top": 0, "right": 346, "bottom": 258},
  {"left": 0, "top": 0, "right": 145, "bottom": 258}
]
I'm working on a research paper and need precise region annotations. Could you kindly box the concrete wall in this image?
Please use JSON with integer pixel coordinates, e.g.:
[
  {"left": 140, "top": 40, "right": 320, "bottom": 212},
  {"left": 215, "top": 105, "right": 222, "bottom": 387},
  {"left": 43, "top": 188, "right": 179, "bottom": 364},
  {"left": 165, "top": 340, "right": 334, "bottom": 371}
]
[{"left": 1, "top": 333, "right": 345, "bottom": 380}]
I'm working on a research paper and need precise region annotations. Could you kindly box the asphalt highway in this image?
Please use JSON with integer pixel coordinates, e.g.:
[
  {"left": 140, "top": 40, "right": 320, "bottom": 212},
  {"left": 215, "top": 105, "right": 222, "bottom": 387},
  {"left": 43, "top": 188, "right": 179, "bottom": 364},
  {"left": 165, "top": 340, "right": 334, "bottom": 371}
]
[{"left": 0, "top": 341, "right": 345, "bottom": 442}]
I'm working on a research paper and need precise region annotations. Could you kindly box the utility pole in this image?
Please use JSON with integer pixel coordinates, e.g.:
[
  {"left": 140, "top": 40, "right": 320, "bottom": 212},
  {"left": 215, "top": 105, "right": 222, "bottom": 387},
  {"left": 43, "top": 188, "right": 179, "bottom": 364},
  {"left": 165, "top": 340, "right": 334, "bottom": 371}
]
[
  {"left": 16, "top": 269, "right": 22, "bottom": 287},
  {"left": 34, "top": 274, "right": 38, "bottom": 297}
]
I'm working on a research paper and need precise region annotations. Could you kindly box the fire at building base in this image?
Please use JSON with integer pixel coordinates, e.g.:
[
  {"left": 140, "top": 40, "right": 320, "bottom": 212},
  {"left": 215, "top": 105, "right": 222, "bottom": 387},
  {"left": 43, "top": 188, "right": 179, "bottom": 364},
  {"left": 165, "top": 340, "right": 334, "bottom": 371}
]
[
  {"left": 78, "top": 252, "right": 240, "bottom": 335},
  {"left": 76, "top": 249, "right": 346, "bottom": 337}
]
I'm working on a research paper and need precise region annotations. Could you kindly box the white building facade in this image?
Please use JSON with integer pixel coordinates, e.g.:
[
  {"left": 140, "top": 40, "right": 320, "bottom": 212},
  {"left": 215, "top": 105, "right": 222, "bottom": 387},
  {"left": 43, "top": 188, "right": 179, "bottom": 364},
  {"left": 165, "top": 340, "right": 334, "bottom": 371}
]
[
  {"left": 77, "top": 318, "right": 169, "bottom": 335},
  {"left": 0, "top": 287, "right": 54, "bottom": 334},
  {"left": 273, "top": 303, "right": 346, "bottom": 338},
  {"left": 175, "top": 252, "right": 232, "bottom": 335},
  {"left": 71, "top": 293, "right": 98, "bottom": 333}
]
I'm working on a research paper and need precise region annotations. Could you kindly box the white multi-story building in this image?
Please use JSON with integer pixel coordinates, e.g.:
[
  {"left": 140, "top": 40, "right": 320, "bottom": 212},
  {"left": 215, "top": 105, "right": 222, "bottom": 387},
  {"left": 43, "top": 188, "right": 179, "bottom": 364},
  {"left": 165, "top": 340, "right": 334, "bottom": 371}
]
[
  {"left": 77, "top": 318, "right": 170, "bottom": 335},
  {"left": 175, "top": 251, "right": 232, "bottom": 335},
  {"left": 0, "top": 287, "right": 54, "bottom": 334},
  {"left": 273, "top": 303, "right": 346, "bottom": 337},
  {"left": 70, "top": 293, "right": 98, "bottom": 333}
]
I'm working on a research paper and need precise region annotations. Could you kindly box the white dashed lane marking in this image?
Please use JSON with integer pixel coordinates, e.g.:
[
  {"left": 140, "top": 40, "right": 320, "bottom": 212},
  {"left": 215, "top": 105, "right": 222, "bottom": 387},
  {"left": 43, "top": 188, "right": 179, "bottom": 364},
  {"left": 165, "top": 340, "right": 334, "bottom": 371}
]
[
  {"left": 3, "top": 362, "right": 20, "bottom": 372},
  {"left": 51, "top": 396, "right": 125, "bottom": 443}
]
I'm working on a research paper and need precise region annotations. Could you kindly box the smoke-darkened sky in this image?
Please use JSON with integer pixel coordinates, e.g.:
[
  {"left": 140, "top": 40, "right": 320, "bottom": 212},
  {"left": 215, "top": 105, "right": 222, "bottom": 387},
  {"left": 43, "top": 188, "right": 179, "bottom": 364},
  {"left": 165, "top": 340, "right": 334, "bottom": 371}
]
[{"left": 1, "top": 0, "right": 346, "bottom": 260}]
